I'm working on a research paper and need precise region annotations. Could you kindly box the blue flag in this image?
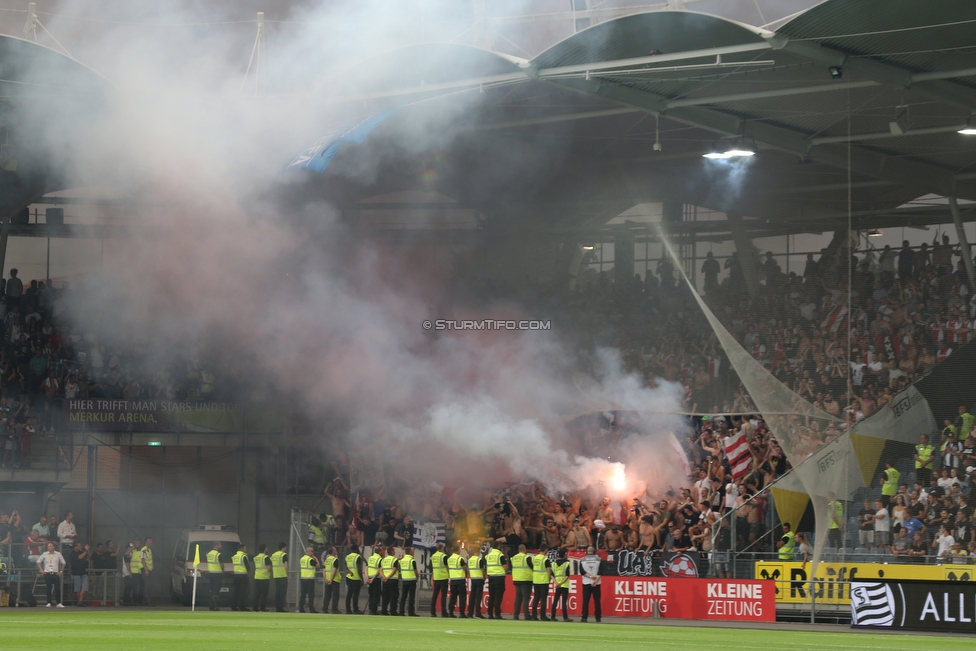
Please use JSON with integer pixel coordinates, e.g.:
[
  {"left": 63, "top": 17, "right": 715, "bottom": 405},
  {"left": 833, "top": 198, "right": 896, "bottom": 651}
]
[{"left": 286, "top": 107, "right": 400, "bottom": 173}]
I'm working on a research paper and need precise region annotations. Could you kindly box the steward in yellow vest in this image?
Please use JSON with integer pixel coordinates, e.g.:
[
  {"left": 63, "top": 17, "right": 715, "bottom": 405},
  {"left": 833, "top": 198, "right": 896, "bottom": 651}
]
[
  {"left": 344, "top": 545, "right": 364, "bottom": 614},
  {"left": 550, "top": 550, "right": 572, "bottom": 621},
  {"left": 252, "top": 543, "right": 272, "bottom": 612},
  {"left": 398, "top": 546, "right": 419, "bottom": 617},
  {"left": 206, "top": 542, "right": 223, "bottom": 611},
  {"left": 511, "top": 544, "right": 532, "bottom": 620},
  {"left": 321, "top": 546, "right": 340, "bottom": 614},
  {"left": 271, "top": 543, "right": 288, "bottom": 613},
  {"left": 298, "top": 546, "right": 319, "bottom": 613},
  {"left": 530, "top": 549, "right": 552, "bottom": 621},
  {"left": 429, "top": 542, "right": 449, "bottom": 617},
  {"left": 485, "top": 541, "right": 509, "bottom": 620},
  {"left": 777, "top": 524, "right": 796, "bottom": 560},
  {"left": 366, "top": 548, "right": 384, "bottom": 615},
  {"left": 466, "top": 548, "right": 486, "bottom": 619},
  {"left": 447, "top": 546, "right": 468, "bottom": 618},
  {"left": 231, "top": 544, "right": 250, "bottom": 611},
  {"left": 915, "top": 434, "right": 935, "bottom": 485},
  {"left": 380, "top": 546, "right": 400, "bottom": 615}
]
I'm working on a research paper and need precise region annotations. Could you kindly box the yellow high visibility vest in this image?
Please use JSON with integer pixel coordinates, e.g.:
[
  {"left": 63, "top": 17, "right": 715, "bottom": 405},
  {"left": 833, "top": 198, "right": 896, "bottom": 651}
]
[
  {"left": 300, "top": 554, "right": 316, "bottom": 579},
  {"left": 485, "top": 549, "right": 506, "bottom": 576},
  {"left": 206, "top": 549, "right": 221, "bottom": 573},
  {"left": 467, "top": 554, "right": 484, "bottom": 579},
  {"left": 882, "top": 467, "right": 900, "bottom": 496},
  {"left": 531, "top": 554, "right": 550, "bottom": 585},
  {"left": 511, "top": 553, "right": 531, "bottom": 582},
  {"left": 141, "top": 547, "right": 153, "bottom": 572},
  {"left": 399, "top": 554, "right": 417, "bottom": 581},
  {"left": 430, "top": 551, "right": 449, "bottom": 581},
  {"left": 323, "top": 555, "right": 338, "bottom": 581},
  {"left": 130, "top": 549, "right": 143, "bottom": 573},
  {"left": 232, "top": 551, "right": 247, "bottom": 574},
  {"left": 345, "top": 553, "right": 362, "bottom": 581},
  {"left": 779, "top": 531, "right": 796, "bottom": 560},
  {"left": 253, "top": 553, "right": 270, "bottom": 580},
  {"left": 916, "top": 444, "right": 934, "bottom": 469},
  {"left": 309, "top": 525, "right": 325, "bottom": 545},
  {"left": 447, "top": 553, "right": 465, "bottom": 580},
  {"left": 271, "top": 551, "right": 287, "bottom": 579},
  {"left": 367, "top": 553, "right": 382, "bottom": 578},
  {"left": 381, "top": 554, "right": 399, "bottom": 580},
  {"left": 827, "top": 501, "right": 843, "bottom": 529},
  {"left": 552, "top": 561, "right": 570, "bottom": 588}
]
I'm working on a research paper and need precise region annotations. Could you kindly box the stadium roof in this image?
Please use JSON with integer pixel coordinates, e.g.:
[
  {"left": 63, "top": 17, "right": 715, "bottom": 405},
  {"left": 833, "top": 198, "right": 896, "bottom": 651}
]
[{"left": 310, "top": 0, "right": 976, "bottom": 241}]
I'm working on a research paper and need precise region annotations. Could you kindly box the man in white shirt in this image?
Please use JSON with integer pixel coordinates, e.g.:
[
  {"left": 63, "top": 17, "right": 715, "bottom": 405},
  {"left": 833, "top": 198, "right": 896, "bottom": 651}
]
[
  {"left": 36, "top": 541, "right": 66, "bottom": 607},
  {"left": 57, "top": 512, "right": 77, "bottom": 553},
  {"left": 933, "top": 525, "right": 956, "bottom": 558},
  {"left": 870, "top": 499, "right": 891, "bottom": 551}
]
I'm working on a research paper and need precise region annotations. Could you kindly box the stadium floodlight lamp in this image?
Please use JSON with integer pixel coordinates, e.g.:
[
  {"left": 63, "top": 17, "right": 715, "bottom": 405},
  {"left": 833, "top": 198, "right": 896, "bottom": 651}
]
[
  {"left": 959, "top": 118, "right": 976, "bottom": 135},
  {"left": 705, "top": 138, "right": 756, "bottom": 159},
  {"left": 829, "top": 66, "right": 843, "bottom": 79},
  {"left": 868, "top": 229, "right": 883, "bottom": 237},
  {"left": 582, "top": 244, "right": 595, "bottom": 250}
]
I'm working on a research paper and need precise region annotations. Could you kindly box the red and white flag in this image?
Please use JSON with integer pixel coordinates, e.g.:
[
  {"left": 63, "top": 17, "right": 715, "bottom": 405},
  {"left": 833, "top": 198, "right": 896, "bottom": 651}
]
[
  {"left": 819, "top": 305, "right": 848, "bottom": 333},
  {"left": 723, "top": 431, "right": 753, "bottom": 481}
]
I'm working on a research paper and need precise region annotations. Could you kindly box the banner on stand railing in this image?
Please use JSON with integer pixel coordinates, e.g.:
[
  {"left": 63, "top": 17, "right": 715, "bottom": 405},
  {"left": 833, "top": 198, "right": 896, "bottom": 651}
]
[{"left": 851, "top": 579, "right": 976, "bottom": 632}]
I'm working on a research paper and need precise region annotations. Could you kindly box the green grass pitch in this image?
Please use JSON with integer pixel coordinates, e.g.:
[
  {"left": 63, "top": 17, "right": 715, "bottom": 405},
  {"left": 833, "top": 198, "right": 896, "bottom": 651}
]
[{"left": 2, "top": 611, "right": 971, "bottom": 650}]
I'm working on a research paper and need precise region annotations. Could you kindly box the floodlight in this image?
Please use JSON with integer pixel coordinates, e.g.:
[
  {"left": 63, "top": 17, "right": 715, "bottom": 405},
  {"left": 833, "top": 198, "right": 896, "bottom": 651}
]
[{"left": 829, "top": 66, "right": 843, "bottom": 79}]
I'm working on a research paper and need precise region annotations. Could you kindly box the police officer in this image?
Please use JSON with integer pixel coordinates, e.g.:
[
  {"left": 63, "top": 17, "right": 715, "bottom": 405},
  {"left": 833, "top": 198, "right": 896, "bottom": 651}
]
[
  {"left": 428, "top": 542, "right": 449, "bottom": 617},
  {"left": 550, "top": 548, "right": 572, "bottom": 622},
  {"left": 777, "top": 522, "right": 796, "bottom": 560},
  {"left": 366, "top": 546, "right": 384, "bottom": 615},
  {"left": 485, "top": 540, "right": 508, "bottom": 620},
  {"left": 321, "top": 546, "right": 340, "bottom": 614},
  {"left": 206, "top": 541, "right": 224, "bottom": 611},
  {"left": 231, "top": 544, "right": 251, "bottom": 611},
  {"left": 446, "top": 543, "right": 468, "bottom": 618},
  {"left": 380, "top": 545, "right": 399, "bottom": 615},
  {"left": 510, "top": 544, "right": 532, "bottom": 621},
  {"left": 252, "top": 543, "right": 272, "bottom": 612},
  {"left": 398, "top": 545, "right": 419, "bottom": 617},
  {"left": 271, "top": 542, "right": 288, "bottom": 613},
  {"left": 529, "top": 545, "right": 552, "bottom": 621},
  {"left": 345, "top": 544, "right": 365, "bottom": 614},
  {"left": 298, "top": 546, "right": 319, "bottom": 613},
  {"left": 466, "top": 544, "right": 486, "bottom": 619}
]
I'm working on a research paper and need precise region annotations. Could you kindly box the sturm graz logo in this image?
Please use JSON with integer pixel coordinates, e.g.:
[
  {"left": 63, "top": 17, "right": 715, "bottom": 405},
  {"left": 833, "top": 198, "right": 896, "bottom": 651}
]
[{"left": 851, "top": 582, "right": 904, "bottom": 627}]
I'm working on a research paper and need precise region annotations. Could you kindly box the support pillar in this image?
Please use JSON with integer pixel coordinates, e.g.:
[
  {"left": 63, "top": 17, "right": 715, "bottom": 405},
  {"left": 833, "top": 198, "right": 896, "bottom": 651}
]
[
  {"left": 727, "top": 212, "right": 760, "bottom": 298},
  {"left": 614, "top": 234, "right": 635, "bottom": 288},
  {"left": 949, "top": 196, "right": 976, "bottom": 288}
]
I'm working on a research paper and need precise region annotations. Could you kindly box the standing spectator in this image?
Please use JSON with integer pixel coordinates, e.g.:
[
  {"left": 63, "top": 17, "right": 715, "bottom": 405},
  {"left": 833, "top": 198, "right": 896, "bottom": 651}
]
[
  {"left": 932, "top": 524, "right": 956, "bottom": 559},
  {"left": 24, "top": 528, "right": 44, "bottom": 563},
  {"left": 31, "top": 515, "right": 49, "bottom": 539},
  {"left": 5, "top": 268, "right": 23, "bottom": 310},
  {"left": 36, "top": 541, "right": 66, "bottom": 607},
  {"left": 40, "top": 371, "right": 59, "bottom": 432},
  {"left": 393, "top": 515, "right": 414, "bottom": 548},
  {"left": 857, "top": 498, "right": 875, "bottom": 549},
  {"left": 898, "top": 241, "right": 915, "bottom": 279},
  {"left": 870, "top": 499, "right": 891, "bottom": 552},
  {"left": 69, "top": 542, "right": 90, "bottom": 606},
  {"left": 140, "top": 538, "right": 154, "bottom": 606},
  {"left": 57, "top": 512, "right": 77, "bottom": 553}
]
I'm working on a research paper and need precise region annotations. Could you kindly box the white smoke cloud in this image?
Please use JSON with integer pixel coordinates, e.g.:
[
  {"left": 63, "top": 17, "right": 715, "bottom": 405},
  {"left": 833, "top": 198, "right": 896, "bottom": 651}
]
[{"left": 16, "top": 0, "right": 691, "bottom": 497}]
